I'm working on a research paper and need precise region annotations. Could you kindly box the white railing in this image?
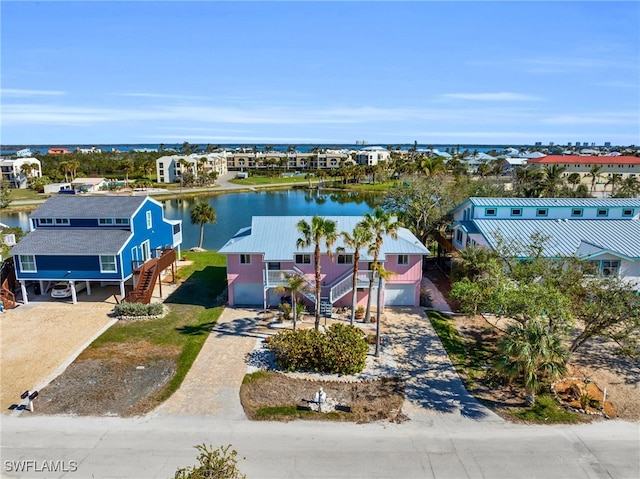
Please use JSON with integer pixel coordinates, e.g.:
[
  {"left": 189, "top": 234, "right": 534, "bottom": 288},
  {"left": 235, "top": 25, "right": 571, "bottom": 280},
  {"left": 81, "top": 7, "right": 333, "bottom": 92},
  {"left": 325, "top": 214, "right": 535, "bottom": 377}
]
[
  {"left": 329, "top": 272, "right": 354, "bottom": 303},
  {"left": 264, "top": 269, "right": 298, "bottom": 287}
]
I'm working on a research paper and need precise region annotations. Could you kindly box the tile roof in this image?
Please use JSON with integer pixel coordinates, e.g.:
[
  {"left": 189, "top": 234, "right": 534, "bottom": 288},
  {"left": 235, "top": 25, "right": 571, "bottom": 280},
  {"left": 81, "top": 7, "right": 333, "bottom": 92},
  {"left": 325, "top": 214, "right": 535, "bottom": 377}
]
[
  {"left": 218, "top": 216, "right": 430, "bottom": 261},
  {"left": 527, "top": 155, "right": 640, "bottom": 165},
  {"left": 10, "top": 228, "right": 132, "bottom": 256},
  {"left": 473, "top": 219, "right": 640, "bottom": 259},
  {"left": 29, "top": 196, "right": 147, "bottom": 219}
]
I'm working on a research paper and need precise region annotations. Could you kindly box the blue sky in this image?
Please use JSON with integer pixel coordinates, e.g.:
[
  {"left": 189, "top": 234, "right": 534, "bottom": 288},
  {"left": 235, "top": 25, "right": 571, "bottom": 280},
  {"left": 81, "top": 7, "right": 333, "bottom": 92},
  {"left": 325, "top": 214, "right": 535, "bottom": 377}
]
[{"left": 1, "top": 1, "right": 638, "bottom": 146}]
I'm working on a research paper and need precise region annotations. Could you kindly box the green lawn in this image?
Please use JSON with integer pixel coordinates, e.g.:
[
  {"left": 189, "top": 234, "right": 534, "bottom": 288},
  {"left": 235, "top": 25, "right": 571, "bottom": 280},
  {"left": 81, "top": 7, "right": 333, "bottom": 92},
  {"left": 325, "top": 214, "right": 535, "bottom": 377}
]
[
  {"left": 89, "top": 251, "right": 227, "bottom": 403},
  {"left": 6, "top": 188, "right": 48, "bottom": 202}
]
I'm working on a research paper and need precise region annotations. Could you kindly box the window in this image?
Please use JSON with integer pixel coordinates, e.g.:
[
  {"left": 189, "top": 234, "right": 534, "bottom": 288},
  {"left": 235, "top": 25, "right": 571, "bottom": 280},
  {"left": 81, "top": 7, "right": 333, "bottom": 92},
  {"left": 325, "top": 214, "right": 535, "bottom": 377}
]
[
  {"left": 337, "top": 254, "right": 354, "bottom": 264},
  {"left": 398, "top": 254, "right": 409, "bottom": 265},
  {"left": 99, "top": 255, "right": 117, "bottom": 273},
  {"left": 99, "top": 218, "right": 114, "bottom": 225},
  {"left": 510, "top": 208, "right": 522, "bottom": 217},
  {"left": 55, "top": 218, "right": 69, "bottom": 225},
  {"left": 536, "top": 208, "right": 548, "bottom": 217},
  {"left": 39, "top": 218, "right": 53, "bottom": 225},
  {"left": 267, "top": 262, "right": 280, "bottom": 270},
  {"left": 455, "top": 229, "right": 463, "bottom": 243},
  {"left": 172, "top": 223, "right": 181, "bottom": 234},
  {"left": 146, "top": 211, "right": 152, "bottom": 229},
  {"left": 597, "top": 209, "right": 608, "bottom": 217},
  {"left": 295, "top": 253, "right": 311, "bottom": 264},
  {"left": 622, "top": 209, "right": 634, "bottom": 217},
  {"left": 601, "top": 260, "right": 620, "bottom": 277},
  {"left": 571, "top": 208, "right": 583, "bottom": 217},
  {"left": 115, "top": 218, "right": 130, "bottom": 225},
  {"left": 239, "top": 254, "right": 251, "bottom": 264},
  {"left": 19, "top": 255, "right": 36, "bottom": 272},
  {"left": 485, "top": 208, "right": 497, "bottom": 216}
]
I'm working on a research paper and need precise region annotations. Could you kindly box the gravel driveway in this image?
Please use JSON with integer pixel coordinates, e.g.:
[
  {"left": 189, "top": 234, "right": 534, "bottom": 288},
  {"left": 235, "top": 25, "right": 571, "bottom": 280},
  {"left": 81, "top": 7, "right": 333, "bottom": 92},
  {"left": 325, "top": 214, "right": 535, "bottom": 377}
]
[{"left": 0, "top": 285, "right": 119, "bottom": 413}]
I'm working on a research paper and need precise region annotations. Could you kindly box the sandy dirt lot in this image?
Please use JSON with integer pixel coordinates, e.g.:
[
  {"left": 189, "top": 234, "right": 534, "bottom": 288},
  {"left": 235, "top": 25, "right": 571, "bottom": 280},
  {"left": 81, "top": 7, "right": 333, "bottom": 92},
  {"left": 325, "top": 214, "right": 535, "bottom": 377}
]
[{"left": 0, "top": 285, "right": 119, "bottom": 411}]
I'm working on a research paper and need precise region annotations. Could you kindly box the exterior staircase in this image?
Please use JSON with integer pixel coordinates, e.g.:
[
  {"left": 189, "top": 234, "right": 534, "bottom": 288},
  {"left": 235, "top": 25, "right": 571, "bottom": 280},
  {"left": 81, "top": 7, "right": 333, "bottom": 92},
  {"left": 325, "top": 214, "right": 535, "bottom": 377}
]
[
  {"left": 0, "top": 257, "right": 17, "bottom": 310},
  {"left": 124, "top": 248, "right": 176, "bottom": 304}
]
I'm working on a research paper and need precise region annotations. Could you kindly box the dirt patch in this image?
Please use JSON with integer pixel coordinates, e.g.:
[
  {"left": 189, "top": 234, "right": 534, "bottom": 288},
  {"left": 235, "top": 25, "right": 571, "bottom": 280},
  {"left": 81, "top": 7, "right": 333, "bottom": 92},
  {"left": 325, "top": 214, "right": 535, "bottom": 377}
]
[
  {"left": 33, "top": 341, "right": 180, "bottom": 417},
  {"left": 426, "top": 266, "right": 640, "bottom": 422},
  {"left": 240, "top": 372, "right": 406, "bottom": 423}
]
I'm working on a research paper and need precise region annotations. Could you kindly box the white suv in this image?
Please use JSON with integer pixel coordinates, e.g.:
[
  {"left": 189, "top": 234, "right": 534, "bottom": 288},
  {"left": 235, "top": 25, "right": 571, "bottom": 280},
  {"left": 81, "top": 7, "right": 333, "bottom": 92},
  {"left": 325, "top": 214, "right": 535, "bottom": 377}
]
[{"left": 50, "top": 281, "right": 87, "bottom": 299}]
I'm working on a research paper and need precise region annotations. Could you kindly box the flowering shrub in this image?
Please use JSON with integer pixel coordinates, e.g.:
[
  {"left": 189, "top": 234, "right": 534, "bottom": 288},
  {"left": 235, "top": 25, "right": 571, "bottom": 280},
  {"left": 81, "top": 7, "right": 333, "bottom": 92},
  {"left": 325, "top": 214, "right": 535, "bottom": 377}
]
[{"left": 266, "top": 323, "right": 368, "bottom": 375}]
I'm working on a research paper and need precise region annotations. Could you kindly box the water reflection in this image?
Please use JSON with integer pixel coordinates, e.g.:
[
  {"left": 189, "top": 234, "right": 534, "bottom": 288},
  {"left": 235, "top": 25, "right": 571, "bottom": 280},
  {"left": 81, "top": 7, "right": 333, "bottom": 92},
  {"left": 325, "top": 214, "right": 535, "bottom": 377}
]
[{"left": 0, "top": 189, "right": 383, "bottom": 252}]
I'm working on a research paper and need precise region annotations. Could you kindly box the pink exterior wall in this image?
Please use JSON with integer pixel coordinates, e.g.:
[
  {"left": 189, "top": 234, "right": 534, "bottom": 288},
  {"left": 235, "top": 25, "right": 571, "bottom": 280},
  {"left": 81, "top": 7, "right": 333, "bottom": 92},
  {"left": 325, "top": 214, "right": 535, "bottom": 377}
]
[
  {"left": 226, "top": 254, "right": 264, "bottom": 283},
  {"left": 225, "top": 252, "right": 425, "bottom": 307}
]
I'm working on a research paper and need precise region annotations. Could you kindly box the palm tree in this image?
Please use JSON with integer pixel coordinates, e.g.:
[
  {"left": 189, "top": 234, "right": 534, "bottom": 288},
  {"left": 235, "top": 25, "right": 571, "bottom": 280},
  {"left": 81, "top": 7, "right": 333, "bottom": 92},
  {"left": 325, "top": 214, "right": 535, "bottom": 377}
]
[
  {"left": 618, "top": 176, "right": 640, "bottom": 198},
  {"left": 275, "top": 272, "right": 307, "bottom": 331},
  {"left": 541, "top": 164, "right": 566, "bottom": 197},
  {"left": 190, "top": 202, "right": 217, "bottom": 249},
  {"left": 296, "top": 216, "right": 339, "bottom": 330},
  {"left": 566, "top": 173, "right": 582, "bottom": 191},
  {"left": 360, "top": 207, "right": 398, "bottom": 324},
  {"left": 494, "top": 320, "right": 569, "bottom": 406},
  {"left": 372, "top": 263, "right": 394, "bottom": 357},
  {"left": 59, "top": 161, "right": 71, "bottom": 182},
  {"left": 420, "top": 157, "right": 446, "bottom": 177},
  {"left": 606, "top": 174, "right": 623, "bottom": 197},
  {"left": 341, "top": 224, "right": 373, "bottom": 325},
  {"left": 121, "top": 160, "right": 134, "bottom": 186},
  {"left": 586, "top": 165, "right": 603, "bottom": 194}
]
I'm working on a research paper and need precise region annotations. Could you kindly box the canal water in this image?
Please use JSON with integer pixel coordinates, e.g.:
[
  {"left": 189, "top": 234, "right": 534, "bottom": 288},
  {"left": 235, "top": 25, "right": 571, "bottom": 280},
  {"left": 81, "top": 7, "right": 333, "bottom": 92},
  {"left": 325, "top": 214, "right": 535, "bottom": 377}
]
[{"left": 1, "top": 189, "right": 382, "bottom": 250}]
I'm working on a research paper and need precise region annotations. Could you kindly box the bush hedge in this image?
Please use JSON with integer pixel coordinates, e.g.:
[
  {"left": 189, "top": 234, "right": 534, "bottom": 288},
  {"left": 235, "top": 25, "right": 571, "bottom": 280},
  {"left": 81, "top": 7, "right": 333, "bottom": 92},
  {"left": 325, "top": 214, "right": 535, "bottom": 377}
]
[
  {"left": 266, "top": 323, "right": 368, "bottom": 375},
  {"left": 114, "top": 302, "right": 164, "bottom": 318}
]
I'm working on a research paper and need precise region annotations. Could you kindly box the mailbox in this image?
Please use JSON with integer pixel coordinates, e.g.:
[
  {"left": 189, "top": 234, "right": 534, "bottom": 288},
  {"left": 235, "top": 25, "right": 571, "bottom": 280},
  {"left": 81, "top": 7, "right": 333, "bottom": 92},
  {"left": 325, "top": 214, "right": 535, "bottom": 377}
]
[
  {"left": 28, "top": 391, "right": 39, "bottom": 400},
  {"left": 20, "top": 391, "right": 29, "bottom": 400}
]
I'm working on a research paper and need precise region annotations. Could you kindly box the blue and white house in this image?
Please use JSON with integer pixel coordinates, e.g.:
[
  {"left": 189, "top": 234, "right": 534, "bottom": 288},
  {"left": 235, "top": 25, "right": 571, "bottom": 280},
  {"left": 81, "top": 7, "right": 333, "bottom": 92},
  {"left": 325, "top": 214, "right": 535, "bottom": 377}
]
[
  {"left": 10, "top": 196, "right": 182, "bottom": 303},
  {"left": 450, "top": 198, "right": 640, "bottom": 289}
]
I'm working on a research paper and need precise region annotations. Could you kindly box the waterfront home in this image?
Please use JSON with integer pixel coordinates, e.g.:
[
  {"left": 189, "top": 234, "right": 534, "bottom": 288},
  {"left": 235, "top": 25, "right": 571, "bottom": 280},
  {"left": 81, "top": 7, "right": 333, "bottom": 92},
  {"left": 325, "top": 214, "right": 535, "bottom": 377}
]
[
  {"left": 156, "top": 153, "right": 229, "bottom": 183},
  {"left": 526, "top": 155, "right": 640, "bottom": 195},
  {"left": 218, "top": 216, "right": 430, "bottom": 310},
  {"left": 47, "top": 147, "right": 72, "bottom": 155},
  {"left": 0, "top": 157, "right": 42, "bottom": 189},
  {"left": 9, "top": 196, "right": 182, "bottom": 304},
  {"left": 449, "top": 197, "right": 640, "bottom": 289},
  {"left": 355, "top": 147, "right": 391, "bottom": 166},
  {"left": 71, "top": 177, "right": 108, "bottom": 193}
]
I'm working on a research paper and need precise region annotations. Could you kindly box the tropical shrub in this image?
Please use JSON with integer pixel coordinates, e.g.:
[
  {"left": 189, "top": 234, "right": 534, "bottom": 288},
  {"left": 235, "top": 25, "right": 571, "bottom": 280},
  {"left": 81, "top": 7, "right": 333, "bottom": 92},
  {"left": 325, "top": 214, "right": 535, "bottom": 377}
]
[
  {"left": 174, "top": 444, "right": 245, "bottom": 479},
  {"left": 114, "top": 302, "right": 164, "bottom": 318},
  {"left": 266, "top": 323, "right": 368, "bottom": 375}
]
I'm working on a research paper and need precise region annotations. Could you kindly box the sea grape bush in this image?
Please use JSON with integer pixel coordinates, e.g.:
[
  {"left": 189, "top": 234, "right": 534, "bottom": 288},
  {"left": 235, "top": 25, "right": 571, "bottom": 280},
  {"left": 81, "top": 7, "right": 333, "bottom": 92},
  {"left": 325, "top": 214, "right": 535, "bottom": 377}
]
[
  {"left": 266, "top": 323, "right": 368, "bottom": 375},
  {"left": 114, "top": 302, "right": 164, "bottom": 318}
]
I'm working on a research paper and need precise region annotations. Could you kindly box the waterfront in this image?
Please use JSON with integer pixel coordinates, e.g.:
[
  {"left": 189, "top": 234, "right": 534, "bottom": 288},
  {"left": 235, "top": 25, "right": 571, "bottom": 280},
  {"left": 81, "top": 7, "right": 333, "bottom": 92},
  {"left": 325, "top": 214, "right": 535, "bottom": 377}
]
[{"left": 0, "top": 189, "right": 381, "bottom": 250}]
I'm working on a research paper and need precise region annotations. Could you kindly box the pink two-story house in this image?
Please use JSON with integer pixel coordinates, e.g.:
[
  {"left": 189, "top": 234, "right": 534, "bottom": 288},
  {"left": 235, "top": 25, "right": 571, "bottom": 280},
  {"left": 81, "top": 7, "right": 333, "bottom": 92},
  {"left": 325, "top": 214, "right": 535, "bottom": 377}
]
[{"left": 218, "top": 216, "right": 430, "bottom": 310}]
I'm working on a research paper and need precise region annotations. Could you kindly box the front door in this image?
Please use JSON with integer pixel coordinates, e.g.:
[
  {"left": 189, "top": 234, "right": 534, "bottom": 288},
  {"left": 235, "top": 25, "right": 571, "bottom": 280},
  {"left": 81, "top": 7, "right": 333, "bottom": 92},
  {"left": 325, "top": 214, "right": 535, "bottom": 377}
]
[{"left": 141, "top": 240, "right": 151, "bottom": 262}]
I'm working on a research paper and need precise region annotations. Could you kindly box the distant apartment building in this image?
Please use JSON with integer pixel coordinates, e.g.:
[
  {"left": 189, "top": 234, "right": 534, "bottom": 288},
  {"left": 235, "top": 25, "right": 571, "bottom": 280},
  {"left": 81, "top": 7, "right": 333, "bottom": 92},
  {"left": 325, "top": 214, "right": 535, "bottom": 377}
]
[
  {"left": 526, "top": 155, "right": 640, "bottom": 194},
  {"left": 47, "top": 147, "right": 72, "bottom": 155},
  {"left": 155, "top": 153, "right": 229, "bottom": 184},
  {"left": 0, "top": 157, "right": 42, "bottom": 188},
  {"left": 225, "top": 150, "right": 350, "bottom": 171},
  {"left": 355, "top": 146, "right": 391, "bottom": 166}
]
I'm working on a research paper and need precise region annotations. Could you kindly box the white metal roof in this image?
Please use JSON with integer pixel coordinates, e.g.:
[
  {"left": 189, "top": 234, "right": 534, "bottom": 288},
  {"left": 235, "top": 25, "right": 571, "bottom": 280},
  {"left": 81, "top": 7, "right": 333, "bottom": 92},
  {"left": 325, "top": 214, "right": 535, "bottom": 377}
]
[{"left": 218, "top": 216, "right": 430, "bottom": 261}]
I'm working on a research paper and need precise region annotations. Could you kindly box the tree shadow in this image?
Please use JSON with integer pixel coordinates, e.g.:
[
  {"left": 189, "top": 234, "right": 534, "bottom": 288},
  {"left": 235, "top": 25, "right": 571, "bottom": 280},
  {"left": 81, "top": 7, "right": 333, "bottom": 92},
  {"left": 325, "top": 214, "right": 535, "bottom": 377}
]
[
  {"left": 164, "top": 266, "right": 227, "bottom": 308},
  {"left": 175, "top": 321, "right": 218, "bottom": 336},
  {"left": 210, "top": 315, "right": 267, "bottom": 339},
  {"left": 388, "top": 307, "right": 500, "bottom": 421}
]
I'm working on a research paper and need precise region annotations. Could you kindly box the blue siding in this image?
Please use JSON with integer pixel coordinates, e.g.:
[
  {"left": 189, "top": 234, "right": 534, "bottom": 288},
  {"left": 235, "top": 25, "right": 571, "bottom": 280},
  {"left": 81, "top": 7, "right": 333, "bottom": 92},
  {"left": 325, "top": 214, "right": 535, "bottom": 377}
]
[{"left": 16, "top": 255, "right": 122, "bottom": 281}]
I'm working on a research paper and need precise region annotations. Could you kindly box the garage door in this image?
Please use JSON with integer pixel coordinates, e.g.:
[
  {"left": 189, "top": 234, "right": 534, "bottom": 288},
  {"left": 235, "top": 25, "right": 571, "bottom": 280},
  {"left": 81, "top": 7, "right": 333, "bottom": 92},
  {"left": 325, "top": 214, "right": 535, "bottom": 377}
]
[
  {"left": 232, "top": 283, "right": 263, "bottom": 306},
  {"left": 384, "top": 284, "right": 415, "bottom": 306}
]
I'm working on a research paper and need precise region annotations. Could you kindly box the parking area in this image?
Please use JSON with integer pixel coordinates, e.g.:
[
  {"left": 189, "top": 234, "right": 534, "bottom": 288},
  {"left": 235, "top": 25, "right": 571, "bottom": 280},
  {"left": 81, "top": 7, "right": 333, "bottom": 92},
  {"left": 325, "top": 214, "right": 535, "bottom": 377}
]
[{"left": 0, "top": 285, "right": 122, "bottom": 412}]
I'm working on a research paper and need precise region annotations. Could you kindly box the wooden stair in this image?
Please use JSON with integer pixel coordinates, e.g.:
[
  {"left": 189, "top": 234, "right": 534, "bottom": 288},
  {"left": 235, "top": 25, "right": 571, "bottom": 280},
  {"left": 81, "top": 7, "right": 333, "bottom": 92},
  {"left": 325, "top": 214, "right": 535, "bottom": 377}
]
[
  {"left": 1, "top": 257, "right": 17, "bottom": 310},
  {"left": 124, "top": 248, "right": 176, "bottom": 304}
]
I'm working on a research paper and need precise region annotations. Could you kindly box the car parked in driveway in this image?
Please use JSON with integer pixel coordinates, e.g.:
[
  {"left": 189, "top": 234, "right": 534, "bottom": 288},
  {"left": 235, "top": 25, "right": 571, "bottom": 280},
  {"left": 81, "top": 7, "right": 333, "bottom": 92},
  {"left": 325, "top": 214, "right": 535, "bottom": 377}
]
[{"left": 50, "top": 281, "right": 86, "bottom": 299}]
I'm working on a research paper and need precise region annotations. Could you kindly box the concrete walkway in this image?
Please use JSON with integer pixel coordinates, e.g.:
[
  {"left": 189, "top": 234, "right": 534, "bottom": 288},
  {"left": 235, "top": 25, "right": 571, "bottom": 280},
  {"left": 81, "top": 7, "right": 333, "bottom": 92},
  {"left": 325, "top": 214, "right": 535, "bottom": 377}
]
[{"left": 153, "top": 307, "right": 266, "bottom": 418}]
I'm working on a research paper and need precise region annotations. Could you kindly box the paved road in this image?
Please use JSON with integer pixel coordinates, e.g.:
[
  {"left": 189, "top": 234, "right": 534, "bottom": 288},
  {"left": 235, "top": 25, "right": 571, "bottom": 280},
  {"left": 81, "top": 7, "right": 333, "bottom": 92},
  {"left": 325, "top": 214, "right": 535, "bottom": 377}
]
[{"left": 1, "top": 414, "right": 638, "bottom": 478}]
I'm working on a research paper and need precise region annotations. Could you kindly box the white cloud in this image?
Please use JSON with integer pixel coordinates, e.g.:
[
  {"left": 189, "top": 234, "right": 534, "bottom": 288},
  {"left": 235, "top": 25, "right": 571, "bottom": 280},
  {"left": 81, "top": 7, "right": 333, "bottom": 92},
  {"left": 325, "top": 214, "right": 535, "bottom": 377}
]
[
  {"left": 1, "top": 88, "right": 65, "bottom": 97},
  {"left": 440, "top": 92, "right": 543, "bottom": 102},
  {"left": 541, "top": 112, "right": 638, "bottom": 125}
]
